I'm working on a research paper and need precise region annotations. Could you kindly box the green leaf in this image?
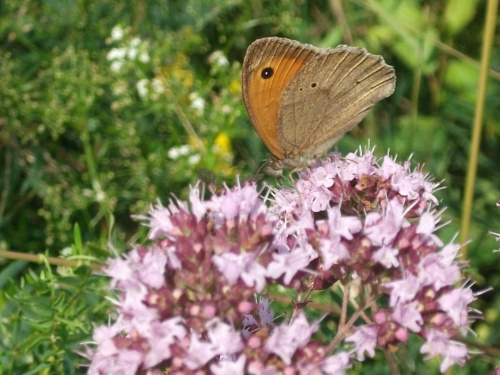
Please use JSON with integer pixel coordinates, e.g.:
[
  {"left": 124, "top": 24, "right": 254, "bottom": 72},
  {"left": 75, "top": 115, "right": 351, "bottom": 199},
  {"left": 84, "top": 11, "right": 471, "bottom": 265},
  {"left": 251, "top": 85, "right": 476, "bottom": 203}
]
[
  {"left": 444, "top": 0, "right": 480, "bottom": 35},
  {"left": 444, "top": 60, "right": 480, "bottom": 103},
  {"left": 72, "top": 223, "right": 83, "bottom": 255},
  {"left": 0, "top": 261, "right": 28, "bottom": 289},
  {"left": 22, "top": 363, "right": 52, "bottom": 375}
]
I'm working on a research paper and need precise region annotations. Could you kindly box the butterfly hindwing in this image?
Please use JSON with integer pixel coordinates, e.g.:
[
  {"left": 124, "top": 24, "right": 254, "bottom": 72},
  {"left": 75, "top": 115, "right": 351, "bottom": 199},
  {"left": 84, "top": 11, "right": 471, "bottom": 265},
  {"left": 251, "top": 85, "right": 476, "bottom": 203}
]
[{"left": 279, "top": 45, "right": 396, "bottom": 156}]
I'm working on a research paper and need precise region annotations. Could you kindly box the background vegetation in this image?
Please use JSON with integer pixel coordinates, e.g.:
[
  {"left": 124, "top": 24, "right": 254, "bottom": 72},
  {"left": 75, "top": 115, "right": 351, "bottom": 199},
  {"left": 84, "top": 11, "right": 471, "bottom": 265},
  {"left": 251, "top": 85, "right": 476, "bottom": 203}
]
[{"left": 1, "top": 0, "right": 499, "bottom": 373}]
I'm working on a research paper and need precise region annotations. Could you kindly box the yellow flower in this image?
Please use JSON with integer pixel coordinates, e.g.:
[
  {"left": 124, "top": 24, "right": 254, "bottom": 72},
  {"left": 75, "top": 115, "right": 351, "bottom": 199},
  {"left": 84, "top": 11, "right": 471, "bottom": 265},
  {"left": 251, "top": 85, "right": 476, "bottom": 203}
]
[
  {"left": 213, "top": 133, "right": 232, "bottom": 156},
  {"left": 229, "top": 79, "right": 240, "bottom": 95},
  {"left": 161, "top": 53, "right": 194, "bottom": 89}
]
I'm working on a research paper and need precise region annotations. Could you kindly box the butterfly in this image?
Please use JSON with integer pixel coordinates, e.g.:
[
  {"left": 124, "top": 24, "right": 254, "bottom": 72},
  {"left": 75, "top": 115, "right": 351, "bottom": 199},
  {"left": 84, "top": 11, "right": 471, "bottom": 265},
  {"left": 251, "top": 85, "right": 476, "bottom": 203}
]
[{"left": 242, "top": 37, "right": 396, "bottom": 176}]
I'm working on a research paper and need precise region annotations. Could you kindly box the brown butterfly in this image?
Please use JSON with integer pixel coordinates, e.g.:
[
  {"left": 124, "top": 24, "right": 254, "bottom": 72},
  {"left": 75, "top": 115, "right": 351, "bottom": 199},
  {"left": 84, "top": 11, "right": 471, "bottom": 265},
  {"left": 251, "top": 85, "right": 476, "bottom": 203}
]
[{"left": 242, "top": 37, "right": 396, "bottom": 176}]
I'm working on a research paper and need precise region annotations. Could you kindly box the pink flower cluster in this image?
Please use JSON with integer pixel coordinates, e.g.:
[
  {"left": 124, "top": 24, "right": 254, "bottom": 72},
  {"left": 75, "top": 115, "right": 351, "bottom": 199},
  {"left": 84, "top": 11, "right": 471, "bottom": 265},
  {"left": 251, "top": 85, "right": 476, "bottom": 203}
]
[
  {"left": 489, "top": 201, "right": 500, "bottom": 252},
  {"left": 86, "top": 147, "right": 477, "bottom": 374}
]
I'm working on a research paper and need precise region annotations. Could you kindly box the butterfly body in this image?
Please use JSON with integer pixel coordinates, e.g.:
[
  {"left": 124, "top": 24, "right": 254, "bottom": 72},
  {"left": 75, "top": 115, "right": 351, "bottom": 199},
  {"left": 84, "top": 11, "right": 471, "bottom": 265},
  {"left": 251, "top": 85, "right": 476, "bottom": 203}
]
[{"left": 242, "top": 37, "right": 396, "bottom": 176}]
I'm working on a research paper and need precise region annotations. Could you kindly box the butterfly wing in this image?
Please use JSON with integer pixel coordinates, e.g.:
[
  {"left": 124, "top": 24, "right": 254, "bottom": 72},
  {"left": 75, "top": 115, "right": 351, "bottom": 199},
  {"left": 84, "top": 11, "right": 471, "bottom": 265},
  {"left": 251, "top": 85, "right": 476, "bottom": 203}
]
[
  {"left": 278, "top": 45, "right": 396, "bottom": 156},
  {"left": 242, "top": 37, "right": 323, "bottom": 159}
]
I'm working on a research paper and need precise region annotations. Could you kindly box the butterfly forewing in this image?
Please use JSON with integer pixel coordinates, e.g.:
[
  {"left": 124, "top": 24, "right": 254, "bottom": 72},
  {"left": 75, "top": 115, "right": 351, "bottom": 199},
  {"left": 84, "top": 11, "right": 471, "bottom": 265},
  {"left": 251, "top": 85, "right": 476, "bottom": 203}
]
[
  {"left": 278, "top": 45, "right": 396, "bottom": 156},
  {"left": 242, "top": 38, "right": 322, "bottom": 159}
]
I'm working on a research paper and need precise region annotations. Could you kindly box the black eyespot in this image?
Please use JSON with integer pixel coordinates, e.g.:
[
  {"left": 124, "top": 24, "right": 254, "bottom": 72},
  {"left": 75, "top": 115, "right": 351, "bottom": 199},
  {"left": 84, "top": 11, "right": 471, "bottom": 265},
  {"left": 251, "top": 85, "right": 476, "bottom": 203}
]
[
  {"left": 261, "top": 67, "right": 274, "bottom": 79},
  {"left": 311, "top": 82, "right": 317, "bottom": 88}
]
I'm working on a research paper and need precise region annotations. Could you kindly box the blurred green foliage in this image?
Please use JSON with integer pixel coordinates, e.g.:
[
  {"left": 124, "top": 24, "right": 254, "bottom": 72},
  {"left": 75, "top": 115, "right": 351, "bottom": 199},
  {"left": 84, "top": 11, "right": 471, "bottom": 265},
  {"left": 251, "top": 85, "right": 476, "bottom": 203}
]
[{"left": 0, "top": 0, "right": 499, "bottom": 373}]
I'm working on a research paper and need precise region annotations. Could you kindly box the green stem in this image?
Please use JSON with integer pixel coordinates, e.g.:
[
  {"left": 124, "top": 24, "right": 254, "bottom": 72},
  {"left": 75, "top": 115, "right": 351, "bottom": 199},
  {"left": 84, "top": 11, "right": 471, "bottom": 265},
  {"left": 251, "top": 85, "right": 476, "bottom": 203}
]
[{"left": 460, "top": 0, "right": 499, "bottom": 255}]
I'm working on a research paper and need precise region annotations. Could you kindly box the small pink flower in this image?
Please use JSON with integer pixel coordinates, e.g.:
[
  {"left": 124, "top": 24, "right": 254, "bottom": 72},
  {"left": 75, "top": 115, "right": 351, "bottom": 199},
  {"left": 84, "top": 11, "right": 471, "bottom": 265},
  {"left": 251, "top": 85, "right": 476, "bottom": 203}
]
[
  {"left": 135, "top": 248, "right": 167, "bottom": 289},
  {"left": 327, "top": 206, "right": 362, "bottom": 240},
  {"left": 364, "top": 199, "right": 408, "bottom": 247},
  {"left": 264, "top": 313, "right": 318, "bottom": 365},
  {"left": 210, "top": 355, "right": 246, "bottom": 375},
  {"left": 372, "top": 245, "right": 400, "bottom": 268},
  {"left": 143, "top": 318, "right": 186, "bottom": 367},
  {"left": 392, "top": 301, "right": 423, "bottom": 332},
  {"left": 320, "top": 235, "right": 350, "bottom": 269},
  {"left": 345, "top": 325, "right": 378, "bottom": 361},
  {"left": 438, "top": 287, "right": 475, "bottom": 331},
  {"left": 258, "top": 297, "right": 275, "bottom": 329},
  {"left": 384, "top": 272, "right": 420, "bottom": 307},
  {"left": 310, "top": 166, "right": 334, "bottom": 188},
  {"left": 184, "top": 331, "right": 219, "bottom": 370},
  {"left": 207, "top": 318, "right": 244, "bottom": 355},
  {"left": 321, "top": 352, "right": 351, "bottom": 375},
  {"left": 418, "top": 252, "right": 460, "bottom": 290},
  {"left": 212, "top": 252, "right": 267, "bottom": 291},
  {"left": 266, "top": 247, "right": 316, "bottom": 285},
  {"left": 420, "top": 329, "right": 469, "bottom": 372}
]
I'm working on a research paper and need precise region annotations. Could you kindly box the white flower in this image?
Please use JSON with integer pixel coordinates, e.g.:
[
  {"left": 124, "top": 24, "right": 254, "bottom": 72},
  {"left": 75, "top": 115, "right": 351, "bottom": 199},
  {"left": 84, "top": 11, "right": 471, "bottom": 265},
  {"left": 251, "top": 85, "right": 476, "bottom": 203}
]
[
  {"left": 130, "top": 37, "right": 141, "bottom": 48},
  {"left": 188, "top": 154, "right": 201, "bottom": 165},
  {"left": 168, "top": 145, "right": 190, "bottom": 159},
  {"left": 111, "top": 25, "right": 124, "bottom": 41},
  {"left": 209, "top": 50, "right": 229, "bottom": 67},
  {"left": 107, "top": 47, "right": 127, "bottom": 61},
  {"left": 112, "top": 82, "right": 127, "bottom": 96},
  {"left": 111, "top": 60, "right": 124, "bottom": 72},
  {"left": 139, "top": 52, "right": 150, "bottom": 63},
  {"left": 60, "top": 247, "right": 72, "bottom": 256},
  {"left": 191, "top": 98, "right": 205, "bottom": 113},
  {"left": 136, "top": 79, "right": 149, "bottom": 98},
  {"left": 189, "top": 93, "right": 205, "bottom": 113},
  {"left": 167, "top": 148, "right": 180, "bottom": 159},
  {"left": 151, "top": 79, "right": 164, "bottom": 94},
  {"left": 128, "top": 47, "right": 138, "bottom": 60}
]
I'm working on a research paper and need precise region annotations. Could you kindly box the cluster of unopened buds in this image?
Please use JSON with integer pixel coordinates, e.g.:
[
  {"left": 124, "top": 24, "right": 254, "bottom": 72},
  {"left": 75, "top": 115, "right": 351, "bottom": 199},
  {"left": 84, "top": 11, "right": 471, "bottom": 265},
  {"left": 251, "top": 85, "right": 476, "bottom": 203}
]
[{"left": 86, "top": 147, "right": 479, "bottom": 374}]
